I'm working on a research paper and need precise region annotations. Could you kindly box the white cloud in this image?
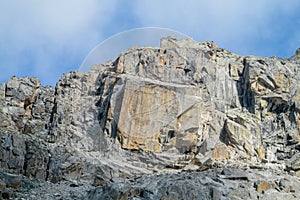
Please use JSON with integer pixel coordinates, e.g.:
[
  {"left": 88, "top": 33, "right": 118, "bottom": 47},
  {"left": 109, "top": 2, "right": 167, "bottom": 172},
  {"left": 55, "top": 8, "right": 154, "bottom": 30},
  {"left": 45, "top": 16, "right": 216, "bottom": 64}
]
[
  {"left": 132, "top": 0, "right": 300, "bottom": 57},
  {"left": 0, "top": 0, "right": 118, "bottom": 85},
  {"left": 0, "top": 0, "right": 299, "bottom": 85}
]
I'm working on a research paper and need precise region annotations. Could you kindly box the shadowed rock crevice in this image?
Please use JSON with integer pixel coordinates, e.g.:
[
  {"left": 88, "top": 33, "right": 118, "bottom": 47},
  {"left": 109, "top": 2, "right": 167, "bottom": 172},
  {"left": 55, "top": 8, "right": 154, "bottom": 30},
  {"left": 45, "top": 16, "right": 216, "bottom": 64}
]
[
  {"left": 111, "top": 78, "right": 126, "bottom": 139},
  {"left": 237, "top": 58, "right": 255, "bottom": 113},
  {"left": 95, "top": 76, "right": 121, "bottom": 138}
]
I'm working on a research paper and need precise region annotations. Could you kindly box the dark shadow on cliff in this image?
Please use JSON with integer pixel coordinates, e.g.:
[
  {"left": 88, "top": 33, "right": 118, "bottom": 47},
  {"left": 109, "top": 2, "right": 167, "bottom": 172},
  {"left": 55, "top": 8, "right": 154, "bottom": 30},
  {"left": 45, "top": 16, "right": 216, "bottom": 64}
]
[
  {"left": 236, "top": 58, "right": 255, "bottom": 114},
  {"left": 95, "top": 75, "right": 125, "bottom": 139}
]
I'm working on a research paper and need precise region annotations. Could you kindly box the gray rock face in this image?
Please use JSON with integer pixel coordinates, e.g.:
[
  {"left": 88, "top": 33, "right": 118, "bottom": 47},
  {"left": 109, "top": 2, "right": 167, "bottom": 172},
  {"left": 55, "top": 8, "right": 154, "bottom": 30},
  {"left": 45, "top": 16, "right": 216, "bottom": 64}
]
[
  {"left": 88, "top": 168, "right": 300, "bottom": 200},
  {"left": 1, "top": 37, "right": 300, "bottom": 199}
]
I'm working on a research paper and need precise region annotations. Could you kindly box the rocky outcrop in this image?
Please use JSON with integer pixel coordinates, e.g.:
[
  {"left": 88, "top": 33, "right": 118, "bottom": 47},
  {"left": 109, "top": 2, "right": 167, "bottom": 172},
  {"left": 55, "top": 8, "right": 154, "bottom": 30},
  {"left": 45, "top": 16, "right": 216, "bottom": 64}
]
[
  {"left": 88, "top": 168, "right": 300, "bottom": 200},
  {"left": 1, "top": 37, "right": 300, "bottom": 199}
]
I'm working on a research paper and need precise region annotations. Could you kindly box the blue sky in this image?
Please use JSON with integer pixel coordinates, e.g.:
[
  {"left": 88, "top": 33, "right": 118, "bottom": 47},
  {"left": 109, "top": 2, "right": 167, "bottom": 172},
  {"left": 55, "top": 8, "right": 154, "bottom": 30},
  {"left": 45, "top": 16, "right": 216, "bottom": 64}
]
[{"left": 0, "top": 0, "right": 299, "bottom": 86}]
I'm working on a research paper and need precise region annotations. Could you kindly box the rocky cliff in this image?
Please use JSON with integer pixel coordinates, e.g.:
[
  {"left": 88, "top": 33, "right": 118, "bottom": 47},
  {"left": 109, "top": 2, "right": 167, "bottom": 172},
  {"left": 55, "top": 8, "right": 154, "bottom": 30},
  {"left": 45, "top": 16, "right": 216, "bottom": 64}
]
[{"left": 1, "top": 37, "right": 300, "bottom": 199}]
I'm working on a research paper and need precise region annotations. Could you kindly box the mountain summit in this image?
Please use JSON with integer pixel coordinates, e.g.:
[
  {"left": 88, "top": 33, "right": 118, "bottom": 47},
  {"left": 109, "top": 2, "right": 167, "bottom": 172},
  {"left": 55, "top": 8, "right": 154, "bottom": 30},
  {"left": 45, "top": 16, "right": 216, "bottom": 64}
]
[{"left": 1, "top": 37, "right": 300, "bottom": 199}]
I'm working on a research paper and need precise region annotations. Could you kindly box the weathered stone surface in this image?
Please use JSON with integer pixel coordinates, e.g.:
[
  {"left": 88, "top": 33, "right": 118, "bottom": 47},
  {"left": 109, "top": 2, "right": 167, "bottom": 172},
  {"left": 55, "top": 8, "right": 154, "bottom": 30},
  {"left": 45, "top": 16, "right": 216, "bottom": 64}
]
[
  {"left": 255, "top": 180, "right": 276, "bottom": 193},
  {"left": 88, "top": 168, "right": 300, "bottom": 200},
  {"left": 110, "top": 77, "right": 203, "bottom": 153},
  {"left": 286, "top": 153, "right": 300, "bottom": 171},
  {"left": 24, "top": 141, "right": 49, "bottom": 180},
  {"left": 1, "top": 37, "right": 300, "bottom": 199},
  {"left": 0, "top": 171, "right": 22, "bottom": 189},
  {"left": 0, "top": 133, "right": 26, "bottom": 174}
]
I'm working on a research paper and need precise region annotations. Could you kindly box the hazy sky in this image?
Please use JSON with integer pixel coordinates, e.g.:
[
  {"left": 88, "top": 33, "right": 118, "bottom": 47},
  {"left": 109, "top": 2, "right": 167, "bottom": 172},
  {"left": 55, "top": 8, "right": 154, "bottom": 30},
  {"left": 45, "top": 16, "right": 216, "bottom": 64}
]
[{"left": 1, "top": 0, "right": 299, "bottom": 86}]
